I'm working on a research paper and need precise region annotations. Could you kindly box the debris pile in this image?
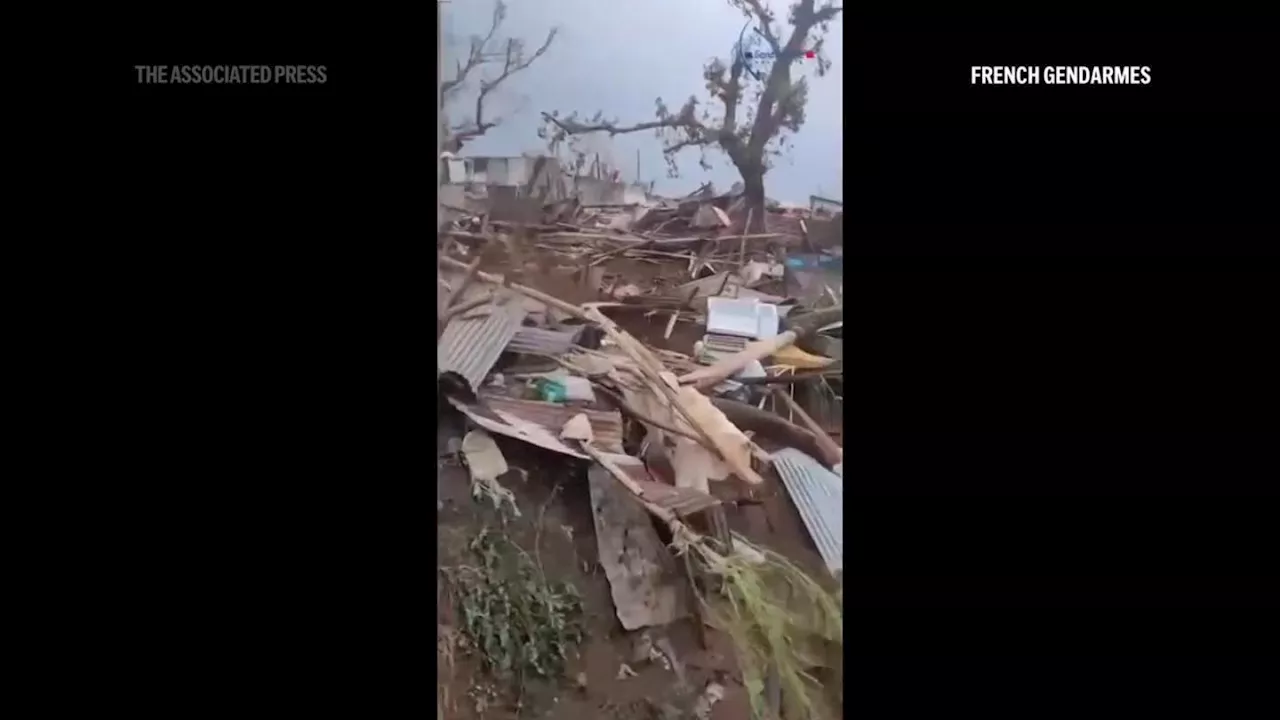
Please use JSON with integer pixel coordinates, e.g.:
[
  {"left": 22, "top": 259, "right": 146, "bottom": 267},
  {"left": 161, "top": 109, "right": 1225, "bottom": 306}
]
[{"left": 437, "top": 186, "right": 843, "bottom": 717}]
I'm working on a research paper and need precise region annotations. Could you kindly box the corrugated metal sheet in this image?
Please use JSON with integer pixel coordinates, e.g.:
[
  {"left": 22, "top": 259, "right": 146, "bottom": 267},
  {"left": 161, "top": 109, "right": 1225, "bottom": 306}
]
[
  {"left": 772, "top": 448, "right": 843, "bottom": 576},
  {"left": 506, "top": 326, "right": 584, "bottom": 355},
  {"left": 448, "top": 396, "right": 588, "bottom": 459},
  {"left": 437, "top": 293, "right": 528, "bottom": 393},
  {"left": 478, "top": 392, "right": 625, "bottom": 453}
]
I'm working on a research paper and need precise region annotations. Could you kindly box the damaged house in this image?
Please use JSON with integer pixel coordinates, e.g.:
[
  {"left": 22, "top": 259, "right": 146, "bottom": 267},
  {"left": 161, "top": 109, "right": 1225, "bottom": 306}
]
[
  {"left": 440, "top": 153, "right": 569, "bottom": 211},
  {"left": 440, "top": 150, "right": 653, "bottom": 218}
]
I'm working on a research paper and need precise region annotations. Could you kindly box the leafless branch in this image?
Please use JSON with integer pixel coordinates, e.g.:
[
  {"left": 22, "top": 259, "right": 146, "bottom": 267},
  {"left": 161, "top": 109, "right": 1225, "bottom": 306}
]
[
  {"left": 440, "top": 1, "right": 504, "bottom": 100},
  {"left": 665, "top": 136, "right": 711, "bottom": 155},
  {"left": 442, "top": 0, "right": 558, "bottom": 152},
  {"left": 541, "top": 112, "right": 696, "bottom": 139},
  {"left": 541, "top": 0, "right": 839, "bottom": 205}
]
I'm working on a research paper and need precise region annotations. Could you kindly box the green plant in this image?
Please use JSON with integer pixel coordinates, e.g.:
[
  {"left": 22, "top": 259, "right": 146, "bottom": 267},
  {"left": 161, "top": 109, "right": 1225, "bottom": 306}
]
[
  {"left": 442, "top": 527, "right": 585, "bottom": 689},
  {"left": 690, "top": 535, "right": 844, "bottom": 720}
]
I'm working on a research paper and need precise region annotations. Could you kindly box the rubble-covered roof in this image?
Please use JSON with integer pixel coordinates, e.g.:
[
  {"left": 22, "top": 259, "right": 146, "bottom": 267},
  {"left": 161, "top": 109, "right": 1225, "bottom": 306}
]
[{"left": 507, "top": 325, "right": 585, "bottom": 355}]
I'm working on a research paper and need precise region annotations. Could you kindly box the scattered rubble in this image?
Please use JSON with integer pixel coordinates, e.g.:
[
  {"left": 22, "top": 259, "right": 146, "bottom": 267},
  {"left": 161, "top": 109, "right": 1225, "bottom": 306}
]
[{"left": 437, "top": 183, "right": 843, "bottom": 717}]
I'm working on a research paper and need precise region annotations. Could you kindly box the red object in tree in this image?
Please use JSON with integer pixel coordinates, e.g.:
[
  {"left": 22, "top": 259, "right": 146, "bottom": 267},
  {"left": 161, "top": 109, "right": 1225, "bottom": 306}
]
[{"left": 805, "top": 50, "right": 816, "bottom": 59}]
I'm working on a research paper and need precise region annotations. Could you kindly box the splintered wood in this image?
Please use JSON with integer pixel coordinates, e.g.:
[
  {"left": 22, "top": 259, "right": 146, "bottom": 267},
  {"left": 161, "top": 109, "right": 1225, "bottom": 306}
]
[{"left": 438, "top": 254, "right": 768, "bottom": 485}]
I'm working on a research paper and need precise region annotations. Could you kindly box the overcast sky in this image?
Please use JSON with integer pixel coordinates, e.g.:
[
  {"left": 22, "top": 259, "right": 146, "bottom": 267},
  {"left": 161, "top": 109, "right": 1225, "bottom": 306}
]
[{"left": 442, "top": 0, "right": 842, "bottom": 203}]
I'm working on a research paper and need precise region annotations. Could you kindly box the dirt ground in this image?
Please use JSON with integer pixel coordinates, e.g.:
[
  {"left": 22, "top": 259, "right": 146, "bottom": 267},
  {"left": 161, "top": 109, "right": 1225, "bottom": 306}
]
[{"left": 436, "top": 401, "right": 835, "bottom": 719}]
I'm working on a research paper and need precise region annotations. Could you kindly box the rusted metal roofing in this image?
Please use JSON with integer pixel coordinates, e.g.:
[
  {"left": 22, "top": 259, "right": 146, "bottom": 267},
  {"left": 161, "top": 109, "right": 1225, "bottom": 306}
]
[
  {"left": 598, "top": 452, "right": 721, "bottom": 516},
  {"left": 479, "top": 393, "right": 624, "bottom": 452},
  {"left": 437, "top": 292, "right": 528, "bottom": 394},
  {"left": 506, "top": 325, "right": 584, "bottom": 355},
  {"left": 447, "top": 391, "right": 625, "bottom": 458},
  {"left": 772, "top": 447, "right": 843, "bottom": 576},
  {"left": 448, "top": 397, "right": 587, "bottom": 458}
]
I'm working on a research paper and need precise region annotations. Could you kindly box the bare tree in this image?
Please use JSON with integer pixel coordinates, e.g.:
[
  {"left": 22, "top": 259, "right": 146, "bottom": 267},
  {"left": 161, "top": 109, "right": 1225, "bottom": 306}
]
[
  {"left": 441, "top": 0, "right": 558, "bottom": 154},
  {"left": 540, "top": 0, "right": 840, "bottom": 229}
]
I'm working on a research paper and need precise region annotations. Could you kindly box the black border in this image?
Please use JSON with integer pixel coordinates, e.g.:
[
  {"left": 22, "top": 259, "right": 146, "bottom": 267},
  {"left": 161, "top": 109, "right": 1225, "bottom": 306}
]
[
  {"left": 847, "top": 12, "right": 1280, "bottom": 710},
  {"left": 70, "top": 11, "right": 430, "bottom": 713}
]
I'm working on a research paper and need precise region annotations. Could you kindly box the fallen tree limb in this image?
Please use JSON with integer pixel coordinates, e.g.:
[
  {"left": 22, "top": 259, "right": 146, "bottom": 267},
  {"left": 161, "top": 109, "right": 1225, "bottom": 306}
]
[
  {"left": 735, "top": 368, "right": 843, "bottom": 386},
  {"left": 709, "top": 397, "right": 835, "bottom": 467},
  {"left": 770, "top": 388, "right": 843, "bottom": 468},
  {"left": 586, "top": 310, "right": 766, "bottom": 486},
  {"left": 782, "top": 306, "right": 846, "bottom": 335},
  {"left": 679, "top": 334, "right": 797, "bottom": 389},
  {"left": 678, "top": 306, "right": 843, "bottom": 390}
]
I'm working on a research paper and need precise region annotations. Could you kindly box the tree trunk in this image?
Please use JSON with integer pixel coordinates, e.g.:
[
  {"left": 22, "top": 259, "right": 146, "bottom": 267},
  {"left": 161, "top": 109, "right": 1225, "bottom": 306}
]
[
  {"left": 740, "top": 166, "right": 767, "bottom": 233},
  {"left": 709, "top": 397, "right": 836, "bottom": 466}
]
